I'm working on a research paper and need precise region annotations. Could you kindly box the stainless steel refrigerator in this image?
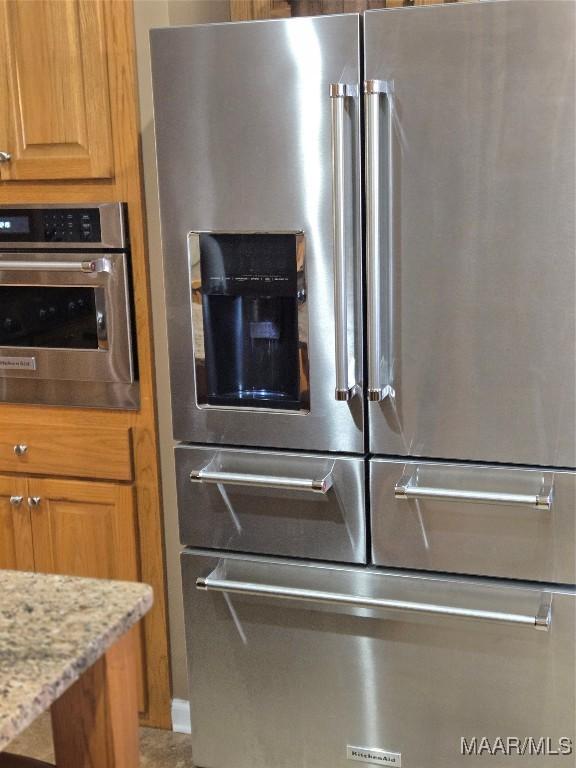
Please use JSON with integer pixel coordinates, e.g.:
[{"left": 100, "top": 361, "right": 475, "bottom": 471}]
[{"left": 151, "top": 2, "right": 576, "bottom": 766}]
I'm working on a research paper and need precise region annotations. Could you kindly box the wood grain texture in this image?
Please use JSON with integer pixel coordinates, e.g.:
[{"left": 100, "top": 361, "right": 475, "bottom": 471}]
[
  {"left": 0, "top": 424, "right": 132, "bottom": 481},
  {"left": 230, "top": 0, "right": 274, "bottom": 20},
  {"left": 0, "top": 0, "right": 113, "bottom": 180},
  {"left": 51, "top": 631, "right": 139, "bottom": 768},
  {"left": 0, "top": 475, "right": 33, "bottom": 570},
  {"left": 29, "top": 478, "right": 146, "bottom": 713},
  {"left": 0, "top": 0, "right": 171, "bottom": 728}
]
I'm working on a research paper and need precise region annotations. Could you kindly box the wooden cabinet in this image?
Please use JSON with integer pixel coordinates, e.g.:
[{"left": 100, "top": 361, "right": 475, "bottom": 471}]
[
  {"left": 0, "top": 0, "right": 114, "bottom": 181},
  {"left": 0, "top": 473, "right": 146, "bottom": 710},
  {"left": 0, "top": 0, "right": 171, "bottom": 728},
  {"left": 30, "top": 479, "right": 138, "bottom": 582},
  {"left": 0, "top": 475, "right": 33, "bottom": 570},
  {"left": 0, "top": 424, "right": 133, "bottom": 481}
]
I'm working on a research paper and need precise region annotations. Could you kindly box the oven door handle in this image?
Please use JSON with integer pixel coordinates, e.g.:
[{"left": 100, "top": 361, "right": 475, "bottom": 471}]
[
  {"left": 196, "top": 570, "right": 552, "bottom": 631},
  {"left": 0, "top": 258, "right": 112, "bottom": 274},
  {"left": 190, "top": 466, "right": 333, "bottom": 494}
]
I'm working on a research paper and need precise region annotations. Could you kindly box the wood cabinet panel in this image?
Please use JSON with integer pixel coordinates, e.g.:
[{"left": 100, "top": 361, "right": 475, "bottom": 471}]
[
  {"left": 29, "top": 478, "right": 146, "bottom": 710},
  {"left": 0, "top": 475, "right": 33, "bottom": 570},
  {"left": 0, "top": 423, "right": 133, "bottom": 481},
  {"left": 0, "top": 0, "right": 113, "bottom": 181}
]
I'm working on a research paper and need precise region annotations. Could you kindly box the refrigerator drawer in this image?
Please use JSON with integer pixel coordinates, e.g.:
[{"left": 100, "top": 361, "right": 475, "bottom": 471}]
[
  {"left": 176, "top": 446, "right": 366, "bottom": 563},
  {"left": 370, "top": 459, "right": 575, "bottom": 584},
  {"left": 183, "top": 550, "right": 575, "bottom": 768}
]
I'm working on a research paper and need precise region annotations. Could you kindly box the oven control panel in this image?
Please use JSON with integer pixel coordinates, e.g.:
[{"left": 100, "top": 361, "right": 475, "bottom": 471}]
[
  {"left": 0, "top": 204, "right": 125, "bottom": 249},
  {"left": 42, "top": 209, "right": 101, "bottom": 243}
]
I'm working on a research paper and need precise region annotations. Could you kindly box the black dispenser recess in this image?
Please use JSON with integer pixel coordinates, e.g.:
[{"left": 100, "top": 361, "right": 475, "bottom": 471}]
[{"left": 199, "top": 233, "right": 305, "bottom": 411}]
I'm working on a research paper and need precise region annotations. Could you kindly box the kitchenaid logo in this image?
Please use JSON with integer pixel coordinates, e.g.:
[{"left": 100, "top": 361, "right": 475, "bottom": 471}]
[
  {"left": 347, "top": 746, "right": 401, "bottom": 766},
  {"left": 461, "top": 737, "right": 573, "bottom": 757},
  {"left": 0, "top": 356, "right": 36, "bottom": 371}
]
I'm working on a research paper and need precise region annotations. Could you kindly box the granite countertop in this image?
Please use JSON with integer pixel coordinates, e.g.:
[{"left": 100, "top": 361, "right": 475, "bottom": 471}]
[{"left": 0, "top": 570, "right": 153, "bottom": 752}]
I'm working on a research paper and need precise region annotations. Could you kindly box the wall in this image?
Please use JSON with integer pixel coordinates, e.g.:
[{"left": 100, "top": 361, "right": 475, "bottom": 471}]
[{"left": 133, "top": 0, "right": 230, "bottom": 706}]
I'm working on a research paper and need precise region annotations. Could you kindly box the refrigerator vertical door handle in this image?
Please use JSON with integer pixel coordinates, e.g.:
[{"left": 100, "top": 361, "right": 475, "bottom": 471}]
[
  {"left": 330, "top": 83, "right": 359, "bottom": 402},
  {"left": 365, "top": 79, "right": 395, "bottom": 402}
]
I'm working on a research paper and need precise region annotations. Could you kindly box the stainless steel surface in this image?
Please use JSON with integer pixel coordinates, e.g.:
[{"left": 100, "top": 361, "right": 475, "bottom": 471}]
[
  {"left": 0, "top": 152, "right": 11, "bottom": 164},
  {"left": 365, "top": 79, "right": 394, "bottom": 404},
  {"left": 27, "top": 497, "right": 41, "bottom": 508},
  {"left": 151, "top": 15, "right": 364, "bottom": 452},
  {"left": 0, "top": 258, "right": 112, "bottom": 274},
  {"left": 9, "top": 496, "right": 23, "bottom": 507},
  {"left": 0, "top": 251, "right": 135, "bottom": 388},
  {"left": 365, "top": 1, "right": 576, "bottom": 465},
  {"left": 187, "top": 231, "right": 310, "bottom": 414},
  {"left": 394, "top": 471, "right": 554, "bottom": 510},
  {"left": 176, "top": 445, "right": 366, "bottom": 563},
  {"left": 183, "top": 550, "right": 575, "bottom": 768},
  {"left": 330, "top": 83, "right": 358, "bottom": 402},
  {"left": 12, "top": 444, "right": 28, "bottom": 457},
  {"left": 0, "top": 203, "right": 126, "bottom": 250},
  {"left": 190, "top": 462, "right": 333, "bottom": 494},
  {"left": 197, "top": 566, "right": 552, "bottom": 630},
  {"left": 371, "top": 458, "right": 576, "bottom": 584},
  {"left": 0, "top": 378, "right": 139, "bottom": 410}
]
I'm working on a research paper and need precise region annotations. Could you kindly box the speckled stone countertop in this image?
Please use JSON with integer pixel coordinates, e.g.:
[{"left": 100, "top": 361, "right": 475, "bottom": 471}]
[{"left": 0, "top": 570, "right": 153, "bottom": 752}]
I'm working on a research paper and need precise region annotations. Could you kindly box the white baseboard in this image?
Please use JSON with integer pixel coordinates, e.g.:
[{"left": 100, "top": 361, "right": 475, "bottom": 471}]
[{"left": 171, "top": 698, "right": 192, "bottom": 734}]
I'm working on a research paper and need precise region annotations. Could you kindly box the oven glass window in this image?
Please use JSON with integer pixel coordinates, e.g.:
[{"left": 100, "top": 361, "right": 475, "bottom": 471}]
[{"left": 0, "top": 287, "right": 99, "bottom": 349}]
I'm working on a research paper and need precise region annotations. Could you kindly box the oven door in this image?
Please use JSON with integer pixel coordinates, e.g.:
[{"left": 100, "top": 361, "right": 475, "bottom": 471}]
[{"left": 0, "top": 251, "right": 134, "bottom": 398}]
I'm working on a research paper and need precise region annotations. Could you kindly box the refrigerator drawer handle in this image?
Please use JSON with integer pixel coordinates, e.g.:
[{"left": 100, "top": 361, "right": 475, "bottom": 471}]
[
  {"left": 330, "top": 82, "right": 359, "bottom": 402},
  {"left": 364, "top": 79, "right": 395, "bottom": 403},
  {"left": 190, "top": 467, "right": 333, "bottom": 494},
  {"left": 394, "top": 476, "right": 554, "bottom": 511},
  {"left": 196, "top": 572, "right": 552, "bottom": 631},
  {"left": 0, "top": 258, "right": 112, "bottom": 274}
]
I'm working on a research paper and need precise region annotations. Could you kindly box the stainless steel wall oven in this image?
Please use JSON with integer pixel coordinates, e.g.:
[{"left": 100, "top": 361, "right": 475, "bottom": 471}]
[{"left": 0, "top": 203, "right": 138, "bottom": 409}]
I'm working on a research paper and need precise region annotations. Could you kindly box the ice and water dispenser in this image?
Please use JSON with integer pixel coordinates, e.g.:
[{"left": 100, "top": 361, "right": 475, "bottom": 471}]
[{"left": 189, "top": 232, "right": 309, "bottom": 411}]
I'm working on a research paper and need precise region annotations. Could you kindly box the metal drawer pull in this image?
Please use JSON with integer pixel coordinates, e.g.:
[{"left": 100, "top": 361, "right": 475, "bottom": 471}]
[
  {"left": 394, "top": 476, "right": 553, "bottom": 511},
  {"left": 27, "top": 497, "right": 41, "bottom": 508},
  {"left": 0, "top": 258, "right": 111, "bottom": 274},
  {"left": 365, "top": 79, "right": 395, "bottom": 402},
  {"left": 190, "top": 467, "right": 333, "bottom": 494},
  {"left": 0, "top": 151, "right": 11, "bottom": 163},
  {"left": 330, "top": 82, "right": 359, "bottom": 402},
  {"left": 9, "top": 496, "right": 23, "bottom": 507},
  {"left": 196, "top": 573, "right": 552, "bottom": 631},
  {"left": 13, "top": 444, "right": 28, "bottom": 457}
]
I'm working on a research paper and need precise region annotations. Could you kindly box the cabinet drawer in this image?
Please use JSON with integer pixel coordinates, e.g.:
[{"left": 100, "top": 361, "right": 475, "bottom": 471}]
[
  {"left": 176, "top": 446, "right": 366, "bottom": 563},
  {"left": 370, "top": 459, "right": 575, "bottom": 584},
  {"left": 0, "top": 424, "right": 132, "bottom": 481},
  {"left": 183, "top": 550, "right": 575, "bottom": 768}
]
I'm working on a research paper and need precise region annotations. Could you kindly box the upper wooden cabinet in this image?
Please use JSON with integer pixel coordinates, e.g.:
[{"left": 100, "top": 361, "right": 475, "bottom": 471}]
[{"left": 0, "top": 0, "right": 114, "bottom": 181}]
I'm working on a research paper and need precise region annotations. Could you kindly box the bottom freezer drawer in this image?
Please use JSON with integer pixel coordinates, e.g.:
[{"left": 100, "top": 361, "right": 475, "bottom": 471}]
[{"left": 182, "top": 550, "right": 575, "bottom": 768}]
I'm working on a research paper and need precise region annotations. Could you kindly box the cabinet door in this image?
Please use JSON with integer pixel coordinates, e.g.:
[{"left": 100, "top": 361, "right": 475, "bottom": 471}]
[
  {"left": 29, "top": 478, "right": 145, "bottom": 709},
  {"left": 0, "top": 0, "right": 113, "bottom": 181},
  {"left": 0, "top": 475, "right": 33, "bottom": 570}
]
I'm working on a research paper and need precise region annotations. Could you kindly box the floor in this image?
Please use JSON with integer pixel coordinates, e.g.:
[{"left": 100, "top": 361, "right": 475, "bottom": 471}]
[{"left": 6, "top": 713, "right": 193, "bottom": 767}]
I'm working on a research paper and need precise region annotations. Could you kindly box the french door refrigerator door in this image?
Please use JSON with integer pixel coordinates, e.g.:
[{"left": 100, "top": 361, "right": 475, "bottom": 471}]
[
  {"left": 151, "top": 15, "right": 364, "bottom": 453},
  {"left": 183, "top": 550, "right": 574, "bottom": 768},
  {"left": 364, "top": 1, "right": 576, "bottom": 466}
]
